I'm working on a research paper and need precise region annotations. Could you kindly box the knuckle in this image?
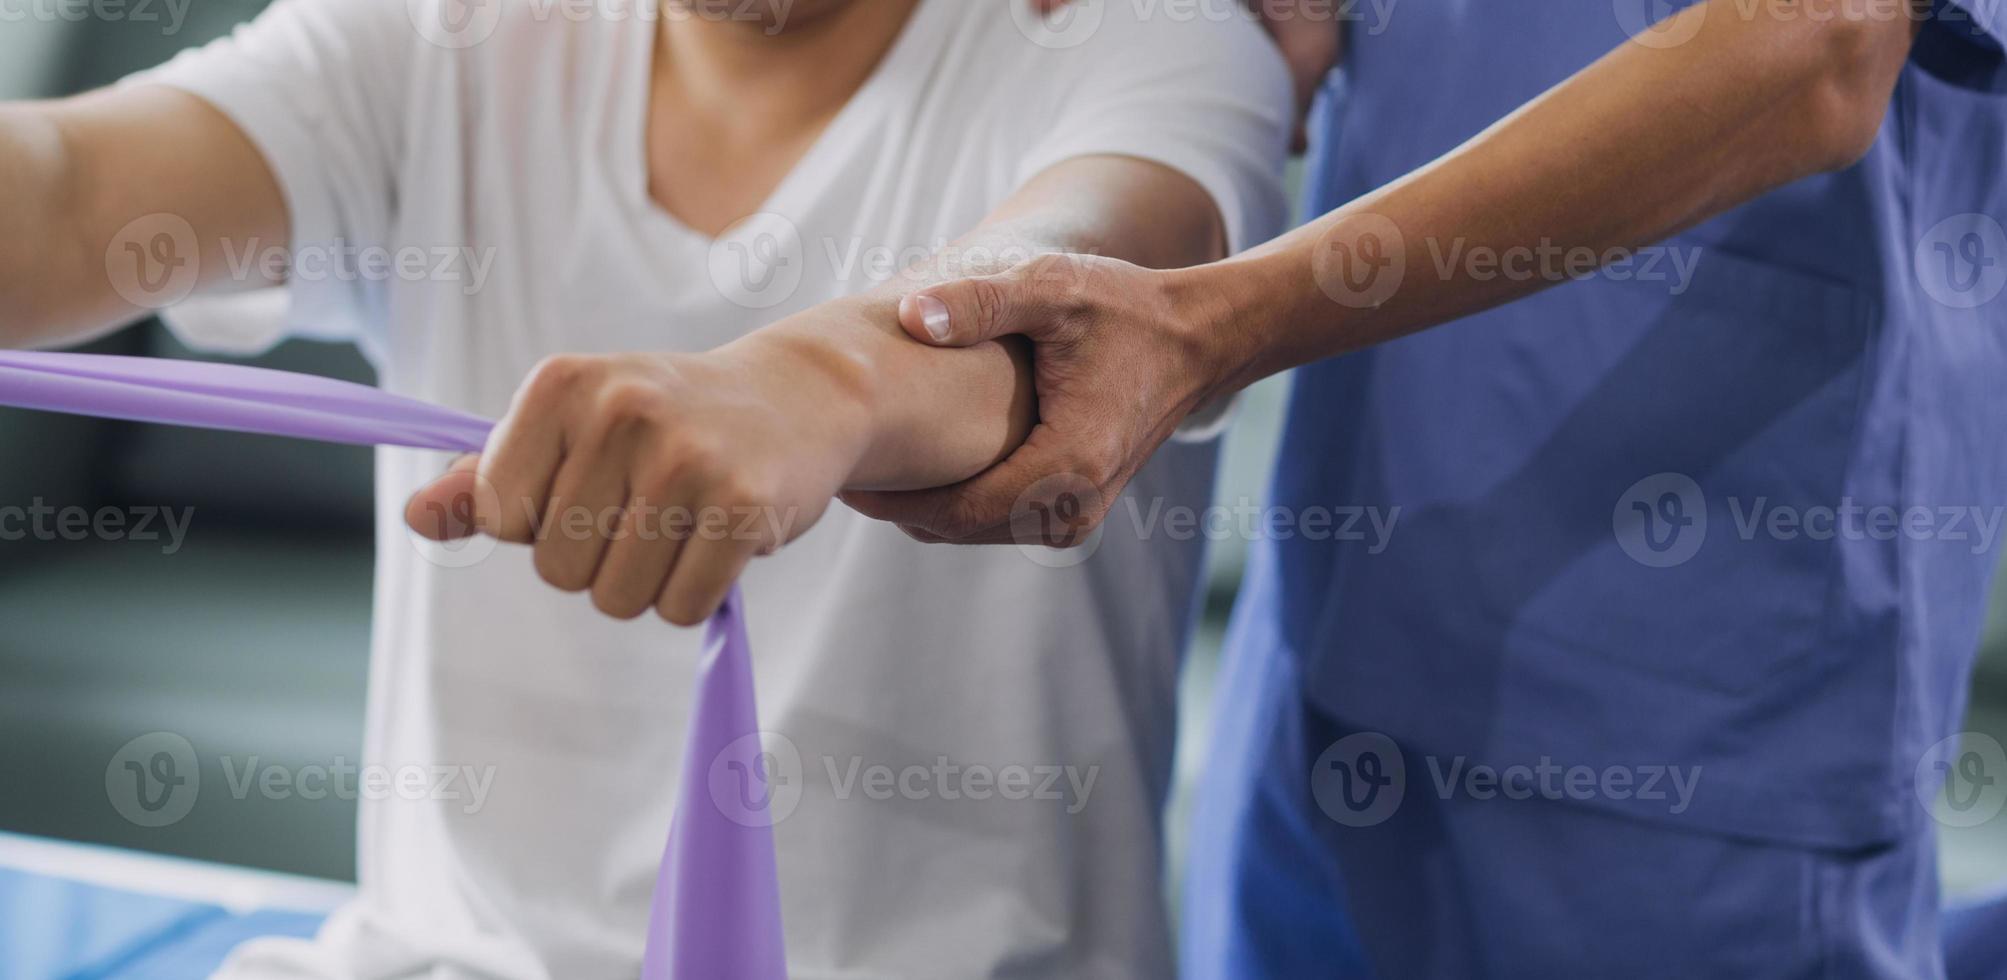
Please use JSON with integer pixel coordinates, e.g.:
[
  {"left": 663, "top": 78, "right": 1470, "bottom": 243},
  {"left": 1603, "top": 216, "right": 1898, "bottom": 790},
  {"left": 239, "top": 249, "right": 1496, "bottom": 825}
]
[
  {"left": 716, "top": 470, "right": 777, "bottom": 510},
  {"left": 596, "top": 380, "right": 670, "bottom": 426},
  {"left": 968, "top": 276, "right": 1011, "bottom": 333},
  {"left": 1021, "top": 252, "right": 1074, "bottom": 287},
  {"left": 525, "top": 354, "right": 593, "bottom": 400},
  {"left": 671, "top": 434, "right": 727, "bottom": 478},
  {"left": 630, "top": 464, "right": 685, "bottom": 506},
  {"left": 935, "top": 497, "right": 987, "bottom": 542},
  {"left": 1023, "top": 253, "right": 1088, "bottom": 310}
]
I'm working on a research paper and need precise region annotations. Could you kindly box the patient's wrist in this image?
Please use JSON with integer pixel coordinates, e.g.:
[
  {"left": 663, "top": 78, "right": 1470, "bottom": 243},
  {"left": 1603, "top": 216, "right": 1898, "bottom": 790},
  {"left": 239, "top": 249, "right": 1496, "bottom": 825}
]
[{"left": 719, "top": 312, "right": 884, "bottom": 464}]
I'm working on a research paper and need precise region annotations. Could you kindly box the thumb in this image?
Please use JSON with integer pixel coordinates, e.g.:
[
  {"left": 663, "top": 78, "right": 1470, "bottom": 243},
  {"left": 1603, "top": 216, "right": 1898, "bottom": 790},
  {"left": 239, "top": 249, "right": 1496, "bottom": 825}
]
[
  {"left": 405, "top": 453, "right": 486, "bottom": 541},
  {"left": 898, "top": 261, "right": 1074, "bottom": 349}
]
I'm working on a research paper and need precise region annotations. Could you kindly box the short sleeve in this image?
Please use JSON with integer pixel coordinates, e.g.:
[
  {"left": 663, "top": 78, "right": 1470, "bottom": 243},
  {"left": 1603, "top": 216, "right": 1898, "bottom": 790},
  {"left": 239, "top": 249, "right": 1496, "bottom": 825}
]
[
  {"left": 1913, "top": 0, "right": 2007, "bottom": 93},
  {"left": 120, "top": 0, "right": 421, "bottom": 353},
  {"left": 1012, "top": 5, "right": 1295, "bottom": 254}
]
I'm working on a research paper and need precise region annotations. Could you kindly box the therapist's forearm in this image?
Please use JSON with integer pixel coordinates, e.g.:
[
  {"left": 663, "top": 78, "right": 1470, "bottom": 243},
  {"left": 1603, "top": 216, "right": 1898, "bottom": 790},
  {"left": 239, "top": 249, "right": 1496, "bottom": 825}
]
[{"left": 1196, "top": 0, "right": 1922, "bottom": 390}]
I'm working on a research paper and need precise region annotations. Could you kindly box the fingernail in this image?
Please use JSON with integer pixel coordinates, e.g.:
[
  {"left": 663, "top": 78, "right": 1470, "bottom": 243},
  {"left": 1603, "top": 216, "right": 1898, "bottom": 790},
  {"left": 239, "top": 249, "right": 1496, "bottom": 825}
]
[{"left": 916, "top": 294, "right": 952, "bottom": 342}]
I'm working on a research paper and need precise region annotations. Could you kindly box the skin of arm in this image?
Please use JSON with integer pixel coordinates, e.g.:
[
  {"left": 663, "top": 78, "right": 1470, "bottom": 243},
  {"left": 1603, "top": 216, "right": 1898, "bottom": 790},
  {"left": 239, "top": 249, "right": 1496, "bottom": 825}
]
[
  {"left": 848, "top": 0, "right": 1926, "bottom": 544},
  {"left": 0, "top": 87, "right": 287, "bottom": 348},
  {"left": 406, "top": 154, "right": 1227, "bottom": 624},
  {"left": 2, "top": 81, "right": 1224, "bottom": 623}
]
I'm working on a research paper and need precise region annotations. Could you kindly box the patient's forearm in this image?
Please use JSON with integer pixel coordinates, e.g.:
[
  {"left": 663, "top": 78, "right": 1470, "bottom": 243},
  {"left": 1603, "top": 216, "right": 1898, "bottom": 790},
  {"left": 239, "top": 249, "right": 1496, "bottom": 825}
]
[
  {"left": 0, "top": 105, "right": 79, "bottom": 345},
  {"left": 726, "top": 291, "right": 1030, "bottom": 492},
  {"left": 734, "top": 157, "right": 1230, "bottom": 492}
]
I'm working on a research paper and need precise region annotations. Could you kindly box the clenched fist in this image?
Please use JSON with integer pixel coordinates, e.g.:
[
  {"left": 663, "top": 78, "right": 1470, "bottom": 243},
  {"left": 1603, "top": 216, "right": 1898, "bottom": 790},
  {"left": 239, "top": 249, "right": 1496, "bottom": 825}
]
[{"left": 405, "top": 335, "right": 875, "bottom": 626}]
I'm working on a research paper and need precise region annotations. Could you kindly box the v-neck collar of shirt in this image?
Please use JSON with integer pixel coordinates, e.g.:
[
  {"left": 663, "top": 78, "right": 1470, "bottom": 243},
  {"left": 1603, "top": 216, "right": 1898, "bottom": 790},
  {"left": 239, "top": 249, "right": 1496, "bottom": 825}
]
[{"left": 625, "top": 0, "right": 946, "bottom": 249}]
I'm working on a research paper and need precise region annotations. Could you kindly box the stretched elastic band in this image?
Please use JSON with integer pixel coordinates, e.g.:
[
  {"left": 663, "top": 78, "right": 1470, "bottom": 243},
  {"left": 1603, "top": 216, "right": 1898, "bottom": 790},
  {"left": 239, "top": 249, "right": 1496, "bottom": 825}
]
[{"left": 0, "top": 351, "right": 786, "bottom": 979}]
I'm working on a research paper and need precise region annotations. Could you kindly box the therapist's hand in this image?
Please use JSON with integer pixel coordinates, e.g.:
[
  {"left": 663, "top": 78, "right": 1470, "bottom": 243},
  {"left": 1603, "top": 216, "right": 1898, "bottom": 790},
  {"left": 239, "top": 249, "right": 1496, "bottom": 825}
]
[
  {"left": 1030, "top": 0, "right": 1339, "bottom": 151},
  {"left": 843, "top": 254, "right": 1239, "bottom": 545},
  {"left": 405, "top": 340, "right": 872, "bottom": 625}
]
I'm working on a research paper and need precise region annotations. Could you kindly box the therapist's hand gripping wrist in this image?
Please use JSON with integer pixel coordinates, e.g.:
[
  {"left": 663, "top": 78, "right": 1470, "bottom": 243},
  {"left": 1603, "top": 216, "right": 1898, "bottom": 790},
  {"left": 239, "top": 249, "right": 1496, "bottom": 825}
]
[
  {"left": 903, "top": 0, "right": 1924, "bottom": 546},
  {"left": 843, "top": 253, "right": 1248, "bottom": 545}
]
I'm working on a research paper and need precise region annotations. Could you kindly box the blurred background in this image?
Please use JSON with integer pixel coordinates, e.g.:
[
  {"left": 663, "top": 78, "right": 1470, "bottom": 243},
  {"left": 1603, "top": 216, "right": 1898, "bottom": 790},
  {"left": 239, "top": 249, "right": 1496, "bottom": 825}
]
[{"left": 1, "top": 1, "right": 2004, "bottom": 909}]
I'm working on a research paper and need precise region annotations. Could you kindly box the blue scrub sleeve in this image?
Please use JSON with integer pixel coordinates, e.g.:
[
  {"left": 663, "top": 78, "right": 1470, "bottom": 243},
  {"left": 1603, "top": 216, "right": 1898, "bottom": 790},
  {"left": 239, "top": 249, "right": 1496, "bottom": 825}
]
[{"left": 1915, "top": 0, "right": 2007, "bottom": 92}]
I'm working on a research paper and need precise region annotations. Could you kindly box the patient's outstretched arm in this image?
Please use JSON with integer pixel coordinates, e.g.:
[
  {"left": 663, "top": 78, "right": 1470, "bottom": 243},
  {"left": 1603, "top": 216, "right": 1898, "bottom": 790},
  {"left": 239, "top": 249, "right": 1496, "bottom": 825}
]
[
  {"left": 0, "top": 88, "right": 288, "bottom": 349},
  {"left": 406, "top": 155, "right": 1231, "bottom": 624}
]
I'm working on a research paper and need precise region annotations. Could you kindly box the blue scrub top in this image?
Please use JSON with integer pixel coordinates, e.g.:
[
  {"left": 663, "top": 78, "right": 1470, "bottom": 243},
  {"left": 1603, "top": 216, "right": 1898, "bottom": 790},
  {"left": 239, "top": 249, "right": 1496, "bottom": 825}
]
[{"left": 1237, "top": 0, "right": 2007, "bottom": 849}]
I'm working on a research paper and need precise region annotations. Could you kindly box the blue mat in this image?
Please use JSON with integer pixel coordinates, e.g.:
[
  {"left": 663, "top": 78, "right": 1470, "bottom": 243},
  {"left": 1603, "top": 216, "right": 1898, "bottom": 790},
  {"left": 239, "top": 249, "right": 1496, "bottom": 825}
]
[{"left": 0, "top": 867, "right": 323, "bottom": 980}]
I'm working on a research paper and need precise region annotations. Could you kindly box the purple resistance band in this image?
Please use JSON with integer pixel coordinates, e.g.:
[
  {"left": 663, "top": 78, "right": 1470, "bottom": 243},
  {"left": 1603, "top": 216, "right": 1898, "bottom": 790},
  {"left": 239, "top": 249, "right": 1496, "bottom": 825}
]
[{"left": 0, "top": 350, "right": 787, "bottom": 980}]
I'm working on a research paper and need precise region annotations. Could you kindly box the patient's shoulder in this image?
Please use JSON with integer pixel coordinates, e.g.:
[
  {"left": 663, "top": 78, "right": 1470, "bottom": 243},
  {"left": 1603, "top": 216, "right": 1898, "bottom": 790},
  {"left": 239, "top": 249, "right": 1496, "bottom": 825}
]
[
  {"left": 963, "top": 2, "right": 1285, "bottom": 73},
  {"left": 943, "top": 1, "right": 1291, "bottom": 112}
]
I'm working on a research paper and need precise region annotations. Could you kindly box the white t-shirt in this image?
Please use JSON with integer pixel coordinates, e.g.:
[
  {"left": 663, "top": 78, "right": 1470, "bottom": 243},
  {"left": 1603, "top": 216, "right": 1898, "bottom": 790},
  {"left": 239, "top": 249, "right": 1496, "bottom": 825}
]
[{"left": 131, "top": 1, "right": 1289, "bottom": 976}]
